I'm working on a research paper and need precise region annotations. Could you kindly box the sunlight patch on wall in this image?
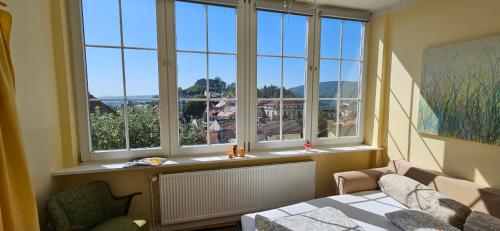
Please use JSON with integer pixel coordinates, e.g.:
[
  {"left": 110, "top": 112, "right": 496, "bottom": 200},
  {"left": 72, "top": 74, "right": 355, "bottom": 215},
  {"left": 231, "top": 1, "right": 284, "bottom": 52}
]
[
  {"left": 409, "top": 128, "right": 444, "bottom": 171},
  {"left": 389, "top": 52, "right": 413, "bottom": 114}
]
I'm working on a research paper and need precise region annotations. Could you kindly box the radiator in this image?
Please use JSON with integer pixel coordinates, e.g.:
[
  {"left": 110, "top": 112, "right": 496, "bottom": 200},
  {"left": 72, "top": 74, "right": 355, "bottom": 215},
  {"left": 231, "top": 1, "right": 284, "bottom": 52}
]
[{"left": 159, "top": 161, "right": 316, "bottom": 225}]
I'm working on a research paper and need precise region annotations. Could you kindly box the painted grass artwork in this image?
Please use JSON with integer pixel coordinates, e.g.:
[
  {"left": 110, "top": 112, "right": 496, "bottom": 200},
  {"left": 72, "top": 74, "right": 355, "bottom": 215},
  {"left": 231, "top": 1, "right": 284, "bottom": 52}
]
[{"left": 418, "top": 35, "right": 500, "bottom": 145}]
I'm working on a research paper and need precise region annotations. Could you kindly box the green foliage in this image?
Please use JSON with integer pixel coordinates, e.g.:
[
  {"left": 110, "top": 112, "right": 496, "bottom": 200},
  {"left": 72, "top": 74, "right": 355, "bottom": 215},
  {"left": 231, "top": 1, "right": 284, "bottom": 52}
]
[
  {"left": 178, "top": 77, "right": 235, "bottom": 98},
  {"left": 257, "top": 85, "right": 281, "bottom": 98},
  {"left": 128, "top": 105, "right": 160, "bottom": 148},
  {"left": 90, "top": 104, "right": 160, "bottom": 151},
  {"left": 179, "top": 118, "right": 207, "bottom": 146}
]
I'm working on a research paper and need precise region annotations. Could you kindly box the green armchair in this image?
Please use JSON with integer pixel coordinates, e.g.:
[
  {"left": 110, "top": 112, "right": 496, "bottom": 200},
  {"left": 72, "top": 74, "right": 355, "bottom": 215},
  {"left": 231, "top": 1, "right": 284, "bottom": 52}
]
[{"left": 45, "top": 180, "right": 147, "bottom": 231}]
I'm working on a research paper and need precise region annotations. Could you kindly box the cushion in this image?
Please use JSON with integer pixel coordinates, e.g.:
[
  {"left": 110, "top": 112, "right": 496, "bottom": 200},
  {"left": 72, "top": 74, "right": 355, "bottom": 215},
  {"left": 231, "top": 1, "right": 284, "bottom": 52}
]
[
  {"left": 379, "top": 171, "right": 471, "bottom": 229},
  {"left": 464, "top": 211, "right": 500, "bottom": 231},
  {"left": 89, "top": 216, "right": 147, "bottom": 231},
  {"left": 388, "top": 159, "right": 500, "bottom": 218},
  {"left": 386, "top": 210, "right": 461, "bottom": 231},
  {"left": 256, "top": 207, "right": 364, "bottom": 231}
]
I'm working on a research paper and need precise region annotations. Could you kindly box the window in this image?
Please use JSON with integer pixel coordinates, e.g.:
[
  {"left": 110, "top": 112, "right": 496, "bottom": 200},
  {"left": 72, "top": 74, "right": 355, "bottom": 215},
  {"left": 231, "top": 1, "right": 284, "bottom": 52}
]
[
  {"left": 71, "top": 0, "right": 367, "bottom": 160},
  {"left": 256, "top": 10, "right": 309, "bottom": 143},
  {"left": 316, "top": 18, "right": 364, "bottom": 141},
  {"left": 175, "top": 1, "right": 237, "bottom": 147},
  {"left": 81, "top": 0, "right": 160, "bottom": 152}
]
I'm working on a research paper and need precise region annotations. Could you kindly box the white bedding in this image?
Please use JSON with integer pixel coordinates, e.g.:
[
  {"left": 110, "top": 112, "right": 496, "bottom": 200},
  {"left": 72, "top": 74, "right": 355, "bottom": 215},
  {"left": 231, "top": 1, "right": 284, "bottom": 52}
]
[{"left": 241, "top": 190, "right": 407, "bottom": 231}]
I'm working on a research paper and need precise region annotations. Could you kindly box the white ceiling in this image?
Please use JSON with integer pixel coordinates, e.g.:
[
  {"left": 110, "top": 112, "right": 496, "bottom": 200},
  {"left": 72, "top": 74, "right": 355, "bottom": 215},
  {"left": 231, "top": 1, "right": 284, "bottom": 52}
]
[{"left": 297, "top": 0, "right": 406, "bottom": 11}]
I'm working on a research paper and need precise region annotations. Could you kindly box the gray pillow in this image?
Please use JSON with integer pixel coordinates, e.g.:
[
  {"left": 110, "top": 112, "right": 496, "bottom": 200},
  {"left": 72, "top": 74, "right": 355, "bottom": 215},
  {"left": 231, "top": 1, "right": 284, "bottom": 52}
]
[
  {"left": 255, "top": 207, "right": 364, "bottom": 231},
  {"left": 386, "top": 210, "right": 461, "bottom": 231},
  {"left": 464, "top": 211, "right": 500, "bottom": 231},
  {"left": 379, "top": 172, "right": 471, "bottom": 229}
]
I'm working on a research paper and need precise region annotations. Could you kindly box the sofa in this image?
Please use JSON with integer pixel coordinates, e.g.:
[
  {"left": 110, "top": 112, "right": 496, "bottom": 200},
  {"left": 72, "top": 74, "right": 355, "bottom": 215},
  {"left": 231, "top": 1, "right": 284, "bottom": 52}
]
[{"left": 241, "top": 159, "right": 500, "bottom": 231}]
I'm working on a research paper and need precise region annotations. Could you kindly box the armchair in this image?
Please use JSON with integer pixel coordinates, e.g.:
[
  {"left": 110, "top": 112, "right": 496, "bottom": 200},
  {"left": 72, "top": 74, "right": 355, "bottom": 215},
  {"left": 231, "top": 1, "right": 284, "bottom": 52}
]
[{"left": 45, "top": 180, "right": 147, "bottom": 231}]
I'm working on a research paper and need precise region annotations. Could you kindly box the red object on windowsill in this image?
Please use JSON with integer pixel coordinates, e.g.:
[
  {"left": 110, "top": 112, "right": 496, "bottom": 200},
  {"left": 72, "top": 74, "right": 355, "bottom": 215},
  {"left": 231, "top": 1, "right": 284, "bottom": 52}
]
[{"left": 304, "top": 140, "right": 312, "bottom": 151}]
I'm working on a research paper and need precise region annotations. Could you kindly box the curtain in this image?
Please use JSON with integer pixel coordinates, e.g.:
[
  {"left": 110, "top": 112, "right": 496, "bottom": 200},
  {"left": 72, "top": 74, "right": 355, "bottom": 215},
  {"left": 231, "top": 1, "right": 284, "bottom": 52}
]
[{"left": 0, "top": 9, "right": 40, "bottom": 231}]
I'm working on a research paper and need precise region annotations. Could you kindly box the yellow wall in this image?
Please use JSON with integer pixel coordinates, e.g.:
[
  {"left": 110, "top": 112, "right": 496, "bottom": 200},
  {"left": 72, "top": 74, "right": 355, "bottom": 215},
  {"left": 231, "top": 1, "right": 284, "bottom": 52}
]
[
  {"left": 7, "top": 0, "right": 78, "bottom": 227},
  {"left": 8, "top": 0, "right": 64, "bottom": 226},
  {"left": 366, "top": 0, "right": 500, "bottom": 188}
]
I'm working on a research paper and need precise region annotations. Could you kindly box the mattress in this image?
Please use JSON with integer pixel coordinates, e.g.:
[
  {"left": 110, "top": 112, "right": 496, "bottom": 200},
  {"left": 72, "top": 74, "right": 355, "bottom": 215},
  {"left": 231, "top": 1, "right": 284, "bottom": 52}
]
[{"left": 241, "top": 190, "right": 407, "bottom": 231}]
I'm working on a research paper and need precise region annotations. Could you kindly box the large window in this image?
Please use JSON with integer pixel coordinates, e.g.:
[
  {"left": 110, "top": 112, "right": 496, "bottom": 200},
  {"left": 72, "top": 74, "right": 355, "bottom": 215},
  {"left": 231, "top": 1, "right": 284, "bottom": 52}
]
[
  {"left": 256, "top": 11, "right": 308, "bottom": 143},
  {"left": 72, "top": 0, "right": 367, "bottom": 160},
  {"left": 81, "top": 0, "right": 160, "bottom": 152},
  {"left": 317, "top": 18, "right": 364, "bottom": 140},
  {"left": 175, "top": 1, "right": 237, "bottom": 147}
]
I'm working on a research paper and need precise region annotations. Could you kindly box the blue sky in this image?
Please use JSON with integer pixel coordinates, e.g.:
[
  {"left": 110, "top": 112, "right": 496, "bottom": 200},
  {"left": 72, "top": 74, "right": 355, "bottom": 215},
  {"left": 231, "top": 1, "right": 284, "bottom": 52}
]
[{"left": 82, "top": 0, "right": 362, "bottom": 98}]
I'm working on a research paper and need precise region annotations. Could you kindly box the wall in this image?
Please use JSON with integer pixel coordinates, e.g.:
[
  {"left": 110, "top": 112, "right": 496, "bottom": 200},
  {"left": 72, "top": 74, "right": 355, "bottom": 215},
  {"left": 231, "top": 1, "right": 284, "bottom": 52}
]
[
  {"left": 366, "top": 0, "right": 500, "bottom": 188},
  {"left": 7, "top": 0, "right": 79, "bottom": 228},
  {"left": 7, "top": 0, "right": 64, "bottom": 226}
]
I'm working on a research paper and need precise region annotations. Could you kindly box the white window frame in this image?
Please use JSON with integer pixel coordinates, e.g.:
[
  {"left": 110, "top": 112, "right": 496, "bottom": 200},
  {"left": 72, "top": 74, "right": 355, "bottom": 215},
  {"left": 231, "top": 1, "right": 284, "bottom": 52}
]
[
  {"left": 310, "top": 12, "right": 368, "bottom": 146},
  {"left": 68, "top": 0, "right": 369, "bottom": 161},
  {"left": 165, "top": 0, "right": 245, "bottom": 155},
  {"left": 68, "top": 0, "right": 170, "bottom": 161},
  {"left": 248, "top": 4, "right": 315, "bottom": 151}
]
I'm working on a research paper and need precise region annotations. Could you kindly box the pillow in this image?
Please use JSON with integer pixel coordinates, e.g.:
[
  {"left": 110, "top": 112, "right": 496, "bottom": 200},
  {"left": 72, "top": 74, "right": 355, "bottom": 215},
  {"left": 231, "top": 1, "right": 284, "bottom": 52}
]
[
  {"left": 464, "top": 211, "right": 500, "bottom": 231},
  {"left": 379, "top": 172, "right": 471, "bottom": 229},
  {"left": 255, "top": 207, "right": 364, "bottom": 231},
  {"left": 386, "top": 210, "right": 461, "bottom": 231}
]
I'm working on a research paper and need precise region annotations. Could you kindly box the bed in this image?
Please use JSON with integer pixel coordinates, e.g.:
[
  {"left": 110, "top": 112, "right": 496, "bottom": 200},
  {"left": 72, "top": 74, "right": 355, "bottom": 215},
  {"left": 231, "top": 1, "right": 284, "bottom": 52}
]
[{"left": 241, "top": 190, "right": 407, "bottom": 231}]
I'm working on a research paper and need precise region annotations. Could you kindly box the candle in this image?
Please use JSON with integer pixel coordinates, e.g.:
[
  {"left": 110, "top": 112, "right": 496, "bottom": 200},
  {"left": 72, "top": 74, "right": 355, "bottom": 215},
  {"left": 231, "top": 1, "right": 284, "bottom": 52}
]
[{"left": 239, "top": 148, "right": 246, "bottom": 157}]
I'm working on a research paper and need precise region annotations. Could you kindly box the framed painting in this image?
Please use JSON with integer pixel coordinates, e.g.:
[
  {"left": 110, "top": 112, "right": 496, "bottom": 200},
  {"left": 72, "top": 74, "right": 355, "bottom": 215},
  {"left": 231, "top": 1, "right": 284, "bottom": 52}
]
[{"left": 418, "top": 35, "right": 500, "bottom": 145}]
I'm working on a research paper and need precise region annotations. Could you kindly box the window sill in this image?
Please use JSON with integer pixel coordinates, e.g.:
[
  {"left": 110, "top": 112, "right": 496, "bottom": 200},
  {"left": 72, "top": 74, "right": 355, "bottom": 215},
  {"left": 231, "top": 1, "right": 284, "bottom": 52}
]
[{"left": 52, "top": 144, "right": 382, "bottom": 176}]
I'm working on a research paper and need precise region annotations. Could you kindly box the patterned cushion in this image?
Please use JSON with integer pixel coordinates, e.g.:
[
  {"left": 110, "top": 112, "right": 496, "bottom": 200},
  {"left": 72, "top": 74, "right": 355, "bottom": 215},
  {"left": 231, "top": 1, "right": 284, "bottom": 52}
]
[
  {"left": 386, "top": 210, "right": 461, "bottom": 231},
  {"left": 464, "top": 211, "right": 500, "bottom": 231},
  {"left": 379, "top": 172, "right": 471, "bottom": 229},
  {"left": 256, "top": 207, "right": 364, "bottom": 231}
]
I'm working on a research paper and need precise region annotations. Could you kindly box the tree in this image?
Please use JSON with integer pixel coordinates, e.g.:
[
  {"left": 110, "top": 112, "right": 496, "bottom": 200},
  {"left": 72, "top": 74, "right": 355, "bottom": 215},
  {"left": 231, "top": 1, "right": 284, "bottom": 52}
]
[{"left": 90, "top": 103, "right": 161, "bottom": 150}]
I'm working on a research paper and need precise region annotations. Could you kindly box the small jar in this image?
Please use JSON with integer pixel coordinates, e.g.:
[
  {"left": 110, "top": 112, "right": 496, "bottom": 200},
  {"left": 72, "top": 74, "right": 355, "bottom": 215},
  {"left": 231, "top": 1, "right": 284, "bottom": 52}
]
[{"left": 239, "top": 148, "right": 246, "bottom": 157}]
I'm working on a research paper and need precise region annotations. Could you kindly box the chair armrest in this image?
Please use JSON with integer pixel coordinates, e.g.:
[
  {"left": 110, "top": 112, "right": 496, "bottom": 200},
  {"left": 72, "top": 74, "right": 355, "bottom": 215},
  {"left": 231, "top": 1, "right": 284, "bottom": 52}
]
[
  {"left": 112, "top": 192, "right": 143, "bottom": 216},
  {"left": 334, "top": 167, "right": 389, "bottom": 194}
]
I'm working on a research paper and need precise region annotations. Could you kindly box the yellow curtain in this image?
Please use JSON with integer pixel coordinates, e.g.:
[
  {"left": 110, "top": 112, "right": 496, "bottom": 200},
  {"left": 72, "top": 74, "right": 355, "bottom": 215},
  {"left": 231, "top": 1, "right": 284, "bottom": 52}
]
[{"left": 0, "top": 9, "right": 40, "bottom": 231}]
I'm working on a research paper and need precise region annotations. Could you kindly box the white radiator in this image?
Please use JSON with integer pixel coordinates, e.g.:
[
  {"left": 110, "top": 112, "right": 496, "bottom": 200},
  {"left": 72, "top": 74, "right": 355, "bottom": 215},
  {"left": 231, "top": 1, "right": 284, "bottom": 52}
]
[{"left": 159, "top": 161, "right": 316, "bottom": 225}]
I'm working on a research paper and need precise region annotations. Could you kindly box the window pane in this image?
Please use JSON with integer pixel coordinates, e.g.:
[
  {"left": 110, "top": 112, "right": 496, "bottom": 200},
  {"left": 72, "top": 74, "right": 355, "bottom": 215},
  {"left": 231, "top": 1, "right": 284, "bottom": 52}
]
[
  {"left": 175, "top": 1, "right": 206, "bottom": 51},
  {"left": 257, "top": 11, "right": 281, "bottom": 56},
  {"left": 257, "top": 57, "right": 281, "bottom": 98},
  {"left": 342, "top": 21, "right": 363, "bottom": 60},
  {"left": 340, "top": 61, "right": 360, "bottom": 98},
  {"left": 122, "top": 0, "right": 157, "bottom": 48},
  {"left": 82, "top": 0, "right": 121, "bottom": 46},
  {"left": 178, "top": 100, "right": 207, "bottom": 146},
  {"left": 318, "top": 100, "right": 337, "bottom": 138},
  {"left": 282, "top": 100, "right": 304, "bottom": 140},
  {"left": 320, "top": 18, "right": 341, "bottom": 58},
  {"left": 127, "top": 99, "right": 160, "bottom": 148},
  {"left": 89, "top": 100, "right": 126, "bottom": 150},
  {"left": 124, "top": 49, "right": 159, "bottom": 98},
  {"left": 177, "top": 52, "right": 207, "bottom": 99},
  {"left": 319, "top": 59, "right": 339, "bottom": 98},
  {"left": 209, "top": 100, "right": 236, "bottom": 144},
  {"left": 339, "top": 100, "right": 358, "bottom": 136},
  {"left": 257, "top": 100, "right": 280, "bottom": 141},
  {"left": 283, "top": 14, "right": 307, "bottom": 57},
  {"left": 209, "top": 54, "right": 236, "bottom": 99},
  {"left": 283, "top": 58, "right": 305, "bottom": 98},
  {"left": 208, "top": 5, "right": 236, "bottom": 53},
  {"left": 86, "top": 47, "right": 123, "bottom": 99}
]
